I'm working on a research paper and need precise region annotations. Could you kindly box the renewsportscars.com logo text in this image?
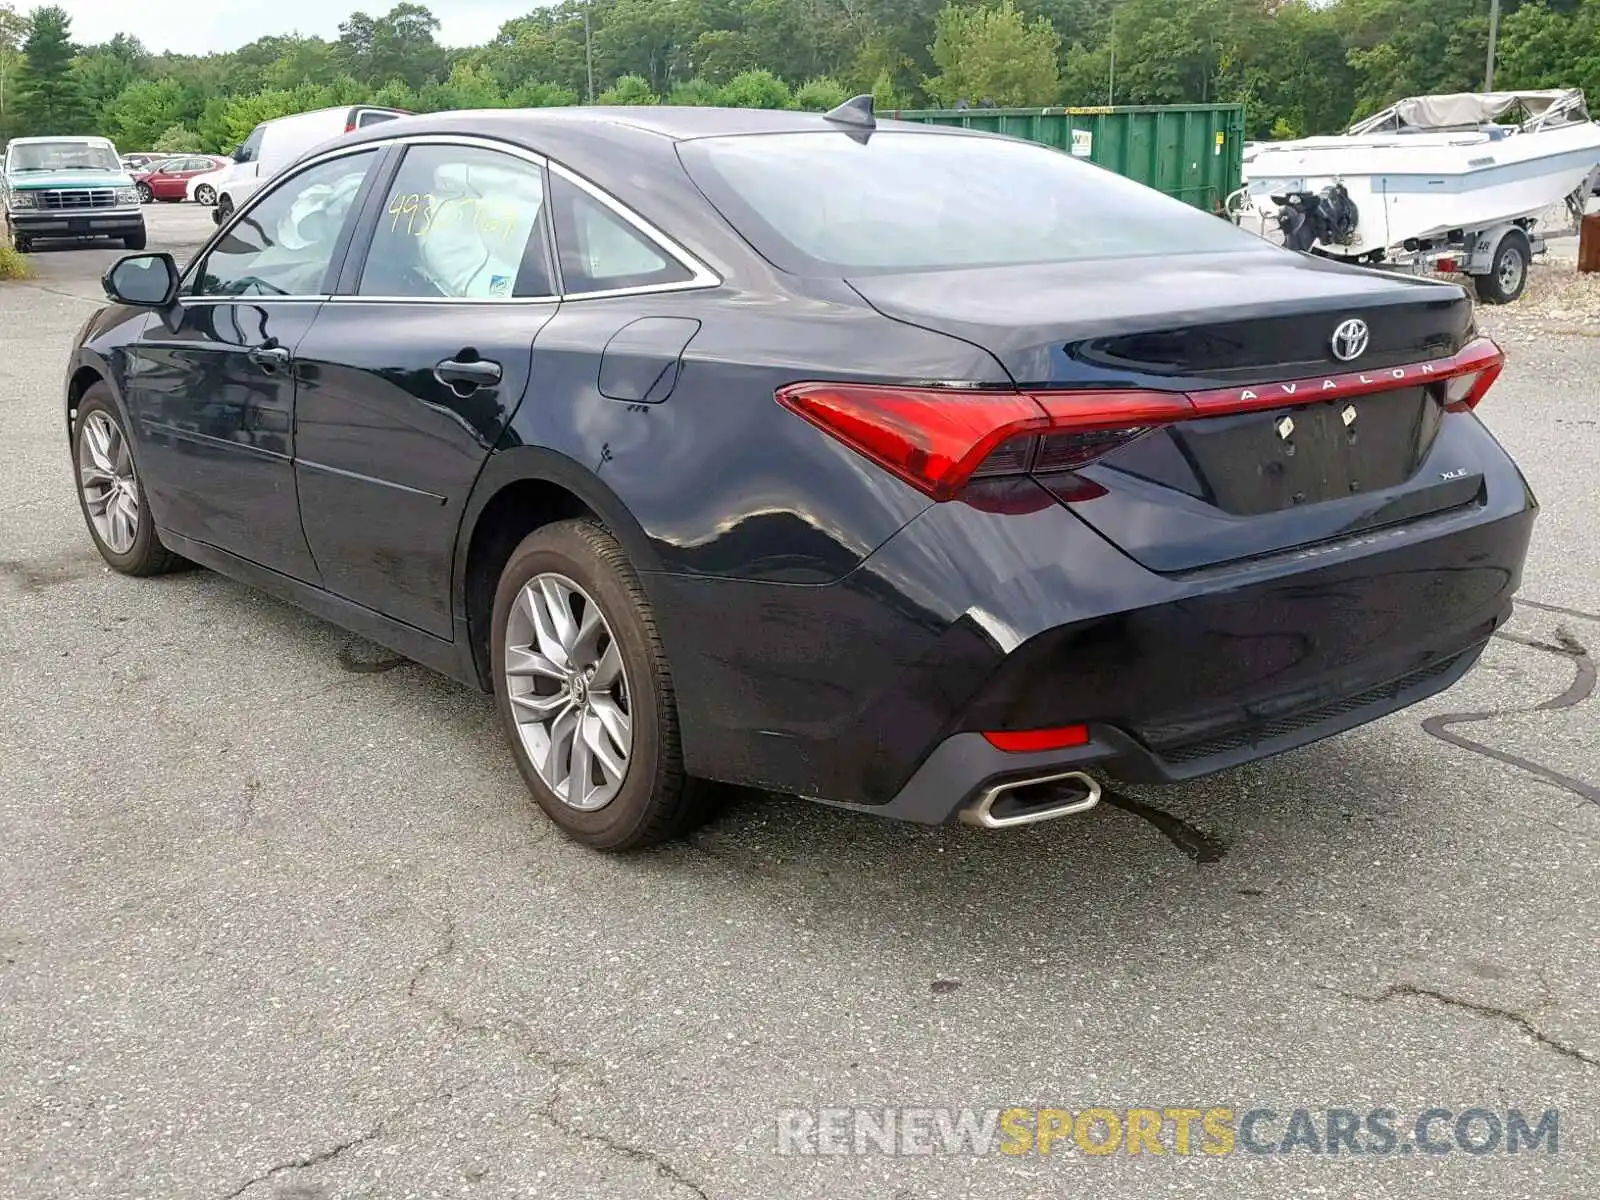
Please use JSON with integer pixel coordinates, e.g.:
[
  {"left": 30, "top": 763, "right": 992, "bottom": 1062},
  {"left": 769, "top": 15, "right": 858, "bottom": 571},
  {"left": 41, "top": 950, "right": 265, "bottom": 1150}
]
[{"left": 775, "top": 1106, "right": 1560, "bottom": 1157}]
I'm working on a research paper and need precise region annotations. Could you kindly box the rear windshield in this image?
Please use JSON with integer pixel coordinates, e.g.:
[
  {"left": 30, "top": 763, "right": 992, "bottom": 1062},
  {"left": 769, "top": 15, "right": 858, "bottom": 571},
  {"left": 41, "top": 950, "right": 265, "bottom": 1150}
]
[{"left": 678, "top": 130, "right": 1267, "bottom": 275}]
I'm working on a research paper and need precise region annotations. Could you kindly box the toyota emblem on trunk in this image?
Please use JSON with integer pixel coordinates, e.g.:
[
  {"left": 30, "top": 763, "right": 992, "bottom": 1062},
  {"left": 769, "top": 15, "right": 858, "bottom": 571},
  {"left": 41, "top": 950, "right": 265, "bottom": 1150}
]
[{"left": 1330, "top": 318, "right": 1370, "bottom": 362}]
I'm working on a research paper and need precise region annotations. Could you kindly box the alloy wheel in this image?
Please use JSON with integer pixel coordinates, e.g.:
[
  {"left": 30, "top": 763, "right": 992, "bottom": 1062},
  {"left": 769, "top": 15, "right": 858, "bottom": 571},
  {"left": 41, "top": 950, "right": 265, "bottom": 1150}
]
[
  {"left": 195, "top": 185, "right": 215, "bottom": 206},
  {"left": 503, "top": 572, "right": 633, "bottom": 811},
  {"left": 78, "top": 411, "right": 140, "bottom": 554}
]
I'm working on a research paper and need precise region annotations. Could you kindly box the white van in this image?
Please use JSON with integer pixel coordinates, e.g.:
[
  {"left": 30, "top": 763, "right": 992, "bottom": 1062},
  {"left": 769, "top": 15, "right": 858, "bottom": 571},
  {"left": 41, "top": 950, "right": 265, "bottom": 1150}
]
[{"left": 211, "top": 104, "right": 408, "bottom": 220}]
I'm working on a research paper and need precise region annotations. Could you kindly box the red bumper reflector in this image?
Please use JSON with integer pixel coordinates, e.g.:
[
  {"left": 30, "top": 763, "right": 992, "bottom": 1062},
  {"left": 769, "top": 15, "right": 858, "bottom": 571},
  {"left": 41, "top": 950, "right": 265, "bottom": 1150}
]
[{"left": 983, "top": 725, "right": 1091, "bottom": 753}]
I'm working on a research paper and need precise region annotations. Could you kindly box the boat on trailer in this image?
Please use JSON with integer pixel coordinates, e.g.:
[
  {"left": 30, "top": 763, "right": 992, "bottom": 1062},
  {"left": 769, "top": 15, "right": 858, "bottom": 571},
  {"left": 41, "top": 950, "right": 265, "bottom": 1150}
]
[{"left": 1231, "top": 89, "right": 1600, "bottom": 303}]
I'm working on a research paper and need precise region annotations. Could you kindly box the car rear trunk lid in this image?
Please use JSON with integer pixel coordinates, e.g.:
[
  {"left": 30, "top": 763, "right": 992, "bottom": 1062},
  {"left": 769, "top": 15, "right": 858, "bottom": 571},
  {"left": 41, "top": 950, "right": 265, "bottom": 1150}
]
[{"left": 847, "top": 253, "right": 1487, "bottom": 572}]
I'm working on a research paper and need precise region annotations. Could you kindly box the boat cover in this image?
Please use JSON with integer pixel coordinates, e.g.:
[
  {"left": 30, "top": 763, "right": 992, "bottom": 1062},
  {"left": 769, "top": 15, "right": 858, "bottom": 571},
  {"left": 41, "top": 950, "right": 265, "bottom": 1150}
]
[{"left": 1357, "top": 90, "right": 1584, "bottom": 132}]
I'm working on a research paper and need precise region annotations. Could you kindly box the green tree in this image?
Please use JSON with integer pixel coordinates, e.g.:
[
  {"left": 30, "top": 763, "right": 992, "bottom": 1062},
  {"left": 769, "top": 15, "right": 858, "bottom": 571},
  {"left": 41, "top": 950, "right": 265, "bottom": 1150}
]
[
  {"left": 925, "top": 1, "right": 1061, "bottom": 106},
  {"left": 592, "top": 0, "right": 695, "bottom": 96},
  {"left": 15, "top": 5, "right": 89, "bottom": 135},
  {"left": 717, "top": 67, "right": 792, "bottom": 107},
  {"left": 869, "top": 67, "right": 913, "bottom": 110},
  {"left": 337, "top": 3, "right": 445, "bottom": 89},
  {"left": 667, "top": 77, "right": 724, "bottom": 105},
  {"left": 1498, "top": 0, "right": 1600, "bottom": 97},
  {"left": 103, "top": 79, "right": 191, "bottom": 150},
  {"left": 415, "top": 61, "right": 502, "bottom": 111},
  {"left": 152, "top": 123, "right": 203, "bottom": 152},
  {"left": 506, "top": 80, "right": 579, "bottom": 107},
  {"left": 597, "top": 73, "right": 659, "bottom": 104},
  {"left": 0, "top": 2, "right": 27, "bottom": 144},
  {"left": 792, "top": 76, "right": 849, "bottom": 110},
  {"left": 74, "top": 51, "right": 141, "bottom": 123}
]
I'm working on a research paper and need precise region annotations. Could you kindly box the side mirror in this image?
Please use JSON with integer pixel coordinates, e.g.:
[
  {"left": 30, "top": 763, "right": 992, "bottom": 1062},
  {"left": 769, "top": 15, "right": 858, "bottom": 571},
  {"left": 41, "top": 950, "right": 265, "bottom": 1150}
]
[{"left": 103, "top": 253, "right": 180, "bottom": 308}]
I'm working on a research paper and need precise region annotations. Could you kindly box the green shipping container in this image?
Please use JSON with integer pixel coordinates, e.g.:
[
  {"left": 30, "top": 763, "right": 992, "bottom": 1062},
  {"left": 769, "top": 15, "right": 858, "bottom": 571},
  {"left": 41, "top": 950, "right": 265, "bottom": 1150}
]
[{"left": 886, "top": 104, "right": 1247, "bottom": 213}]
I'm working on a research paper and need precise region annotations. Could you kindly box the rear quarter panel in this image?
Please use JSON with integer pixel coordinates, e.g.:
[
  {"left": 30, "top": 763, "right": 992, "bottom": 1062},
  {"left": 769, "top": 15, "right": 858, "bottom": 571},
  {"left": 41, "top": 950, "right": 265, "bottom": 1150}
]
[{"left": 501, "top": 278, "right": 1009, "bottom": 585}]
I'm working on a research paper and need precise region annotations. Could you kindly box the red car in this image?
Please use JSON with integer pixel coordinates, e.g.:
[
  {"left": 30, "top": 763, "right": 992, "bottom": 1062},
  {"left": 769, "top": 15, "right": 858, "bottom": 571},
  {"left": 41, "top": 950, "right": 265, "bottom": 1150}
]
[{"left": 132, "top": 156, "right": 228, "bottom": 203}]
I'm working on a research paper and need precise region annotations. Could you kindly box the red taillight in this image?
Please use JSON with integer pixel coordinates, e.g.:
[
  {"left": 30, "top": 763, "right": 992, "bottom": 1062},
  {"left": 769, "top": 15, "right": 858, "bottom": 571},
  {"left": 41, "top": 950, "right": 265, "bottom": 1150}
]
[
  {"left": 776, "top": 384, "right": 1048, "bottom": 501},
  {"left": 1438, "top": 336, "right": 1504, "bottom": 412},
  {"left": 983, "top": 724, "right": 1091, "bottom": 753},
  {"left": 776, "top": 336, "right": 1504, "bottom": 500},
  {"left": 776, "top": 384, "right": 1182, "bottom": 501}
]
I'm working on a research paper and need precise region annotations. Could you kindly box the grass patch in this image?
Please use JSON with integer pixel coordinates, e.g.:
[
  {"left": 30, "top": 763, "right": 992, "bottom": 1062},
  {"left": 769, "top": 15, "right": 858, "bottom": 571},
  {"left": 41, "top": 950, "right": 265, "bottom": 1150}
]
[{"left": 0, "top": 243, "right": 33, "bottom": 281}]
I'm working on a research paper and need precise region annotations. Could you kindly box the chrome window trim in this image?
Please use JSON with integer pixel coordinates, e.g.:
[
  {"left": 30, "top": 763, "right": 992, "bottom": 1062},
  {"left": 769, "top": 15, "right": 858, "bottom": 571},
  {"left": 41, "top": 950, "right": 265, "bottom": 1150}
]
[
  {"left": 178, "top": 295, "right": 332, "bottom": 306},
  {"left": 325, "top": 295, "right": 562, "bottom": 307},
  {"left": 547, "top": 160, "right": 720, "bottom": 298},
  {"left": 179, "top": 131, "right": 722, "bottom": 307}
]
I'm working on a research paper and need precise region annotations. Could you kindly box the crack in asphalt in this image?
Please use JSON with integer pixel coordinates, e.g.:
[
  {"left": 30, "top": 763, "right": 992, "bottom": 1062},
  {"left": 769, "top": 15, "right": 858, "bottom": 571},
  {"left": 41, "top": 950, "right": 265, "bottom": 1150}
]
[
  {"left": 215, "top": 1086, "right": 452, "bottom": 1200},
  {"left": 404, "top": 912, "right": 712, "bottom": 1199},
  {"left": 542, "top": 1075, "right": 712, "bottom": 1200},
  {"left": 1421, "top": 616, "right": 1598, "bottom": 805},
  {"left": 1332, "top": 983, "right": 1599, "bottom": 1071},
  {"left": 14, "top": 280, "right": 101, "bottom": 306}
]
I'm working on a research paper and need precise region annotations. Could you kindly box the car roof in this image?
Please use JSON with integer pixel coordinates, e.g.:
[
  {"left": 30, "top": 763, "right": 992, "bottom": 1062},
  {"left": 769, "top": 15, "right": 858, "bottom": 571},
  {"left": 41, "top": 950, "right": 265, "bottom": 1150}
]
[
  {"left": 10, "top": 135, "right": 115, "bottom": 145},
  {"left": 339, "top": 104, "right": 981, "bottom": 149}
]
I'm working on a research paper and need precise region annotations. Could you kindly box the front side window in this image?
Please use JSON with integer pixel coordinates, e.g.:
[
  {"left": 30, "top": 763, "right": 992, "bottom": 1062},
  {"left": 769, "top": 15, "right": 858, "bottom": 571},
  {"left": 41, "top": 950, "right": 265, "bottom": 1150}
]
[
  {"left": 235, "top": 126, "right": 265, "bottom": 165},
  {"left": 549, "top": 173, "right": 693, "bottom": 294},
  {"left": 357, "top": 143, "right": 553, "bottom": 299},
  {"left": 194, "top": 150, "right": 377, "bottom": 298}
]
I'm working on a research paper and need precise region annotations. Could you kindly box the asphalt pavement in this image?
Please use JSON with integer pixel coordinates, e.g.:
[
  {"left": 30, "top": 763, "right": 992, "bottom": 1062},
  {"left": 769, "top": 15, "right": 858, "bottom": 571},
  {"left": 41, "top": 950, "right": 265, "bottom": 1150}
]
[{"left": 2, "top": 204, "right": 1597, "bottom": 1199}]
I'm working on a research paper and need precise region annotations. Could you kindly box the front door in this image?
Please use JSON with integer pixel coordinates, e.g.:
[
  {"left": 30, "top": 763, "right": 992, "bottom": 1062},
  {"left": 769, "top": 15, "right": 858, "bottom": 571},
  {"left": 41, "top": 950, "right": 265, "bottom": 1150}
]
[
  {"left": 291, "top": 140, "right": 558, "bottom": 637},
  {"left": 123, "top": 146, "right": 385, "bottom": 581}
]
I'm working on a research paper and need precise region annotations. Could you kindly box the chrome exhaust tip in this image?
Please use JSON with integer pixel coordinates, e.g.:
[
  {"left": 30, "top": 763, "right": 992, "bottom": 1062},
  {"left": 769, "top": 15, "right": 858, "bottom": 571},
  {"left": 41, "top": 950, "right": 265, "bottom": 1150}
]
[{"left": 959, "top": 770, "right": 1102, "bottom": 829}]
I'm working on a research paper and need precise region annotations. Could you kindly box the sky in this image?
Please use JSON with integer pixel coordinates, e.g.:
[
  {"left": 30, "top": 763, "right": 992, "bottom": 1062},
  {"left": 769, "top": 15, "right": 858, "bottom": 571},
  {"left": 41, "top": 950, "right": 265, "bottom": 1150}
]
[{"left": 46, "top": 1, "right": 539, "bottom": 55}]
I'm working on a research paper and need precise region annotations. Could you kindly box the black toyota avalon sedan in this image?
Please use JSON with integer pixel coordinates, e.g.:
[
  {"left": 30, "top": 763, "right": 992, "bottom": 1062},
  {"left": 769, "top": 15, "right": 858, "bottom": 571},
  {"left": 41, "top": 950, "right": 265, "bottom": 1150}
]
[{"left": 64, "top": 100, "right": 1535, "bottom": 849}]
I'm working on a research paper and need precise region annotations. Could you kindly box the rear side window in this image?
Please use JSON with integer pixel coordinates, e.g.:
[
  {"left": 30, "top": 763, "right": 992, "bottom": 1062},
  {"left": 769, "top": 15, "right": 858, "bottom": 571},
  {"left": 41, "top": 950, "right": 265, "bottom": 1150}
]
[
  {"left": 357, "top": 144, "right": 553, "bottom": 299},
  {"left": 678, "top": 131, "right": 1268, "bottom": 275},
  {"left": 357, "top": 110, "right": 401, "bottom": 129},
  {"left": 549, "top": 173, "right": 693, "bottom": 294}
]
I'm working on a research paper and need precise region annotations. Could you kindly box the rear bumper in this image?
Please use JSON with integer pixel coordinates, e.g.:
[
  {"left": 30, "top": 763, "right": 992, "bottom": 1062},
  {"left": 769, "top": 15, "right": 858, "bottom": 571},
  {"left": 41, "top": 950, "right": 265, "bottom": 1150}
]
[
  {"left": 10, "top": 208, "right": 144, "bottom": 237},
  {"left": 650, "top": 435, "right": 1536, "bottom": 818},
  {"left": 818, "top": 636, "right": 1490, "bottom": 824}
]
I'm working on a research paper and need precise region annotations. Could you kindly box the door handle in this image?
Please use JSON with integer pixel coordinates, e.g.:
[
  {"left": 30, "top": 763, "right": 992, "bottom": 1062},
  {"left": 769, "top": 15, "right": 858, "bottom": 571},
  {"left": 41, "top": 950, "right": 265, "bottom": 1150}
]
[
  {"left": 247, "top": 341, "right": 291, "bottom": 371},
  {"left": 434, "top": 355, "right": 503, "bottom": 394}
]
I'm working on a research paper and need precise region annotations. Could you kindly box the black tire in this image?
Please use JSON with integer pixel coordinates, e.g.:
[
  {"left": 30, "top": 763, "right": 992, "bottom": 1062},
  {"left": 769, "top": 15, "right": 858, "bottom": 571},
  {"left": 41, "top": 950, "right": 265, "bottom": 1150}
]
[
  {"left": 10, "top": 233, "right": 30, "bottom": 254},
  {"left": 122, "top": 227, "right": 147, "bottom": 251},
  {"left": 136, "top": 182, "right": 153, "bottom": 204},
  {"left": 1474, "top": 229, "right": 1530, "bottom": 304},
  {"left": 194, "top": 184, "right": 216, "bottom": 206},
  {"left": 72, "top": 387, "right": 182, "bottom": 577},
  {"left": 491, "top": 519, "right": 712, "bottom": 850}
]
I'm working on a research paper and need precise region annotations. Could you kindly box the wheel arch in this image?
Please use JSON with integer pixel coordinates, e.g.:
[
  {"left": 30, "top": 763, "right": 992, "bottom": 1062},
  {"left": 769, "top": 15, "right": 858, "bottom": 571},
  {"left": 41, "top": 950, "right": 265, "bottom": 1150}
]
[
  {"left": 453, "top": 446, "right": 666, "bottom": 691},
  {"left": 65, "top": 355, "right": 122, "bottom": 445}
]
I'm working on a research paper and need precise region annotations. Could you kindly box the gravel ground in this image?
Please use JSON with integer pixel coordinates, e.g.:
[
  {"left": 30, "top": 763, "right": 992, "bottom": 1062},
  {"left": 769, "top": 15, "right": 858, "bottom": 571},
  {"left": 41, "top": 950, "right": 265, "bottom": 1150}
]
[{"left": 1, "top": 204, "right": 1597, "bottom": 1200}]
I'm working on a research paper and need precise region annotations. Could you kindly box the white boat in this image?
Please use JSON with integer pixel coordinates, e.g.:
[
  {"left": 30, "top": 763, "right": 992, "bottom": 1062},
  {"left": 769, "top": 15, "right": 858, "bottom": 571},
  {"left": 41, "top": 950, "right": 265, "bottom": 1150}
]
[{"left": 1232, "top": 89, "right": 1600, "bottom": 301}]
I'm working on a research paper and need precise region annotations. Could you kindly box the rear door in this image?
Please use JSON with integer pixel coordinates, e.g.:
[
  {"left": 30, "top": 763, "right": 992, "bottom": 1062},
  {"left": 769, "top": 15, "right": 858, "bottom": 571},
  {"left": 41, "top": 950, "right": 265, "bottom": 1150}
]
[
  {"left": 125, "top": 145, "right": 385, "bottom": 579},
  {"left": 290, "top": 137, "right": 558, "bottom": 637}
]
